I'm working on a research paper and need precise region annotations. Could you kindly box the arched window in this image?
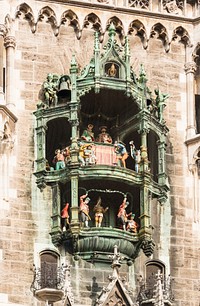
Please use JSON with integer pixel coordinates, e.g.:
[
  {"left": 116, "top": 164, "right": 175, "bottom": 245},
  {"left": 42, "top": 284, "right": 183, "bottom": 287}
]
[
  {"left": 145, "top": 260, "right": 165, "bottom": 297},
  {"left": 40, "top": 251, "right": 59, "bottom": 289}
]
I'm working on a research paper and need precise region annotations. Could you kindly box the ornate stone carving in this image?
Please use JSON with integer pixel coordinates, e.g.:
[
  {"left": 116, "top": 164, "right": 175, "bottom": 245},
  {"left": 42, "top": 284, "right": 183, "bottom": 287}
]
[
  {"left": 4, "top": 36, "right": 16, "bottom": 49},
  {"left": 0, "top": 24, "right": 7, "bottom": 37},
  {"left": 184, "top": 61, "right": 197, "bottom": 74},
  {"left": 150, "top": 23, "right": 170, "bottom": 52},
  {"left": 172, "top": 26, "right": 192, "bottom": 47},
  {"left": 15, "top": 3, "right": 36, "bottom": 33},
  {"left": 129, "top": 0, "right": 149, "bottom": 9}
]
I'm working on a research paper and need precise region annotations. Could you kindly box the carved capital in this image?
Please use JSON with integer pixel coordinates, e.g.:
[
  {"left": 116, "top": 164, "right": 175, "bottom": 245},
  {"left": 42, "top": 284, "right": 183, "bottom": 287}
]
[
  {"left": 184, "top": 62, "right": 197, "bottom": 75},
  {"left": 0, "top": 24, "right": 7, "bottom": 37},
  {"left": 4, "top": 36, "right": 16, "bottom": 49}
]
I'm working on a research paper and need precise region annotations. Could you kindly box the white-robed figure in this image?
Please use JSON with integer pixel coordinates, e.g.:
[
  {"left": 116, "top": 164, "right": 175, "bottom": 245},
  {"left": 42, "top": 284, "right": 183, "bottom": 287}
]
[{"left": 129, "top": 141, "right": 141, "bottom": 173}]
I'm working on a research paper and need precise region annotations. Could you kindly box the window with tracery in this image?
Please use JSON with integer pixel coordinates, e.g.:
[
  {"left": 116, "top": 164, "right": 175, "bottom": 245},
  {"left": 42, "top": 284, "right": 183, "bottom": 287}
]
[{"left": 40, "top": 251, "right": 59, "bottom": 288}]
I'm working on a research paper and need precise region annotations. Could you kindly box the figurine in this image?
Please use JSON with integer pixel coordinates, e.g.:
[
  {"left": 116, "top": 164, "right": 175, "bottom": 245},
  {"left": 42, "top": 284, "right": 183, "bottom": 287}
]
[
  {"left": 107, "top": 63, "right": 117, "bottom": 77},
  {"left": 117, "top": 197, "right": 132, "bottom": 230},
  {"left": 83, "top": 144, "right": 97, "bottom": 165},
  {"left": 63, "top": 146, "right": 71, "bottom": 165},
  {"left": 126, "top": 214, "right": 138, "bottom": 233},
  {"left": 129, "top": 141, "right": 141, "bottom": 172},
  {"left": 79, "top": 194, "right": 91, "bottom": 227},
  {"left": 154, "top": 89, "right": 169, "bottom": 123},
  {"left": 53, "top": 149, "right": 65, "bottom": 170},
  {"left": 81, "top": 124, "right": 95, "bottom": 142},
  {"left": 78, "top": 142, "right": 87, "bottom": 166},
  {"left": 61, "top": 202, "right": 70, "bottom": 231},
  {"left": 114, "top": 141, "right": 128, "bottom": 168},
  {"left": 96, "top": 126, "right": 112, "bottom": 144},
  {"left": 42, "top": 73, "right": 58, "bottom": 107},
  {"left": 93, "top": 197, "right": 109, "bottom": 227}
]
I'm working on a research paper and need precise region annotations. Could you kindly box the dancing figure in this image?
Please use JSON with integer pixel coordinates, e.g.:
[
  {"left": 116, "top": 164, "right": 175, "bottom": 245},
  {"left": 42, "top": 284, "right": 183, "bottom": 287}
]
[{"left": 93, "top": 197, "right": 109, "bottom": 227}]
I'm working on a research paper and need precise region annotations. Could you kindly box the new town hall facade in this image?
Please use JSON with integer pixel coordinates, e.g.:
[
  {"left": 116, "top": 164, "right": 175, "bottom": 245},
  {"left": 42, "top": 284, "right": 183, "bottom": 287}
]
[{"left": 0, "top": 0, "right": 200, "bottom": 305}]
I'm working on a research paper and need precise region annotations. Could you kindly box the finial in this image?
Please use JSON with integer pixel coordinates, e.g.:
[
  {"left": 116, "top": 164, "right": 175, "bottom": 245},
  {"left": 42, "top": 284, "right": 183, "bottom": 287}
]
[{"left": 108, "top": 22, "right": 116, "bottom": 39}]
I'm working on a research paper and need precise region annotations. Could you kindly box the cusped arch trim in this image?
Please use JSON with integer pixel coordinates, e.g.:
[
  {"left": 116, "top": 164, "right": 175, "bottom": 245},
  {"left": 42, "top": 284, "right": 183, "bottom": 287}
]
[
  {"left": 15, "top": 2, "right": 36, "bottom": 33},
  {"left": 192, "top": 42, "right": 200, "bottom": 66},
  {"left": 106, "top": 16, "right": 125, "bottom": 44},
  {"left": 128, "top": 19, "right": 148, "bottom": 50},
  {"left": 150, "top": 22, "right": 170, "bottom": 52},
  {"left": 83, "top": 13, "right": 103, "bottom": 41},
  {"left": 60, "top": 9, "right": 81, "bottom": 39},
  {"left": 37, "top": 6, "right": 58, "bottom": 36},
  {"left": 171, "top": 26, "right": 192, "bottom": 47}
]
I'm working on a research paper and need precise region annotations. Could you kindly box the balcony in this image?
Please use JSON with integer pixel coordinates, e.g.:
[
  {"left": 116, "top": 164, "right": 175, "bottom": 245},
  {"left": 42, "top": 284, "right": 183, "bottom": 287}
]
[{"left": 31, "top": 263, "right": 65, "bottom": 304}]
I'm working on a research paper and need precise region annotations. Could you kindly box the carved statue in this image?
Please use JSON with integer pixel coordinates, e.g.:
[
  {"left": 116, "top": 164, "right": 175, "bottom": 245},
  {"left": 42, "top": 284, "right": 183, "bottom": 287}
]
[
  {"left": 114, "top": 141, "right": 128, "bottom": 168},
  {"left": 129, "top": 141, "right": 141, "bottom": 172},
  {"left": 52, "top": 149, "right": 65, "bottom": 170},
  {"left": 107, "top": 63, "right": 117, "bottom": 77},
  {"left": 81, "top": 124, "right": 95, "bottom": 142},
  {"left": 83, "top": 144, "right": 97, "bottom": 165},
  {"left": 43, "top": 73, "right": 59, "bottom": 107},
  {"left": 154, "top": 89, "right": 169, "bottom": 123},
  {"left": 61, "top": 202, "right": 70, "bottom": 231},
  {"left": 126, "top": 214, "right": 138, "bottom": 233},
  {"left": 117, "top": 198, "right": 132, "bottom": 230},
  {"left": 96, "top": 126, "right": 112, "bottom": 144},
  {"left": 93, "top": 197, "right": 109, "bottom": 227},
  {"left": 79, "top": 194, "right": 91, "bottom": 227}
]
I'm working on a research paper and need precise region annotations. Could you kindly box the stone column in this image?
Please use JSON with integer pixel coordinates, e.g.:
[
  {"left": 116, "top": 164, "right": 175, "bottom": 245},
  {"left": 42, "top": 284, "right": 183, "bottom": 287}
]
[
  {"left": 157, "top": 138, "right": 166, "bottom": 185},
  {"left": 0, "top": 25, "right": 6, "bottom": 104},
  {"left": 184, "top": 61, "right": 197, "bottom": 139},
  {"left": 51, "top": 183, "right": 62, "bottom": 245},
  {"left": 4, "top": 36, "right": 16, "bottom": 110}
]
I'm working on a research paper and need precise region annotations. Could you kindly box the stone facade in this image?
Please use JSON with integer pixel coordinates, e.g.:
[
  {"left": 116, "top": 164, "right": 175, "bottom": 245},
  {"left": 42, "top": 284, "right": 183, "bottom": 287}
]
[{"left": 0, "top": 1, "right": 200, "bottom": 306}]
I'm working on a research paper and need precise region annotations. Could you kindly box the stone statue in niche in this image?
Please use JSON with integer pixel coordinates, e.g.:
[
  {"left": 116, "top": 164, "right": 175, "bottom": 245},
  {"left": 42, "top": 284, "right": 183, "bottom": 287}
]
[
  {"left": 154, "top": 89, "right": 169, "bottom": 123},
  {"left": 42, "top": 73, "right": 59, "bottom": 107},
  {"left": 93, "top": 196, "right": 109, "bottom": 227}
]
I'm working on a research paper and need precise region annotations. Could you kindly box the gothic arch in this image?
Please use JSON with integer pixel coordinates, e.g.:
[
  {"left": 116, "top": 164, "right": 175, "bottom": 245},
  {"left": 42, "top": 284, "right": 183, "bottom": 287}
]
[
  {"left": 15, "top": 2, "right": 36, "bottom": 33},
  {"left": 171, "top": 26, "right": 192, "bottom": 47},
  {"left": 106, "top": 16, "right": 125, "bottom": 43},
  {"left": 128, "top": 19, "right": 148, "bottom": 49},
  {"left": 60, "top": 10, "right": 81, "bottom": 39},
  {"left": 37, "top": 6, "right": 58, "bottom": 36},
  {"left": 192, "top": 42, "right": 200, "bottom": 66},
  {"left": 150, "top": 23, "right": 170, "bottom": 52}
]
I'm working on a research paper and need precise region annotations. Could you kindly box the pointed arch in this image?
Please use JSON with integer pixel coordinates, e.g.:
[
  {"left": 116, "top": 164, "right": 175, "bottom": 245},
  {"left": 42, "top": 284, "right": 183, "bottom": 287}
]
[
  {"left": 106, "top": 16, "right": 125, "bottom": 43},
  {"left": 150, "top": 23, "right": 170, "bottom": 52},
  {"left": 171, "top": 26, "right": 192, "bottom": 47},
  {"left": 37, "top": 6, "right": 58, "bottom": 36},
  {"left": 192, "top": 42, "right": 200, "bottom": 66},
  {"left": 60, "top": 10, "right": 81, "bottom": 39},
  {"left": 128, "top": 19, "right": 148, "bottom": 49},
  {"left": 15, "top": 2, "right": 36, "bottom": 33},
  {"left": 83, "top": 13, "right": 103, "bottom": 38}
]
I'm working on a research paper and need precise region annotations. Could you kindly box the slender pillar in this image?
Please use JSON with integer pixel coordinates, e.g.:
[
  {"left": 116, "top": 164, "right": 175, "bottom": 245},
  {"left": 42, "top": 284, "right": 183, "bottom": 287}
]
[
  {"left": 4, "top": 36, "right": 16, "bottom": 110},
  {"left": 35, "top": 123, "right": 47, "bottom": 172},
  {"left": 0, "top": 25, "right": 6, "bottom": 103},
  {"left": 51, "top": 183, "right": 62, "bottom": 244},
  {"left": 184, "top": 61, "right": 197, "bottom": 139},
  {"left": 157, "top": 138, "right": 166, "bottom": 185}
]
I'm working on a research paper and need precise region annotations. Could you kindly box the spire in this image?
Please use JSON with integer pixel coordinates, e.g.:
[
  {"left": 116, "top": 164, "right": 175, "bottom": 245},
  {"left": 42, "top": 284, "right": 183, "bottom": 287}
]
[{"left": 153, "top": 270, "right": 164, "bottom": 306}]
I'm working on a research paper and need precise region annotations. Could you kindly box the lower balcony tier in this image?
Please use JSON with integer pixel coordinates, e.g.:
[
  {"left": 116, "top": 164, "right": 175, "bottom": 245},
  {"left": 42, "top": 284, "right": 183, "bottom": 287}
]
[{"left": 50, "top": 227, "right": 155, "bottom": 264}]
